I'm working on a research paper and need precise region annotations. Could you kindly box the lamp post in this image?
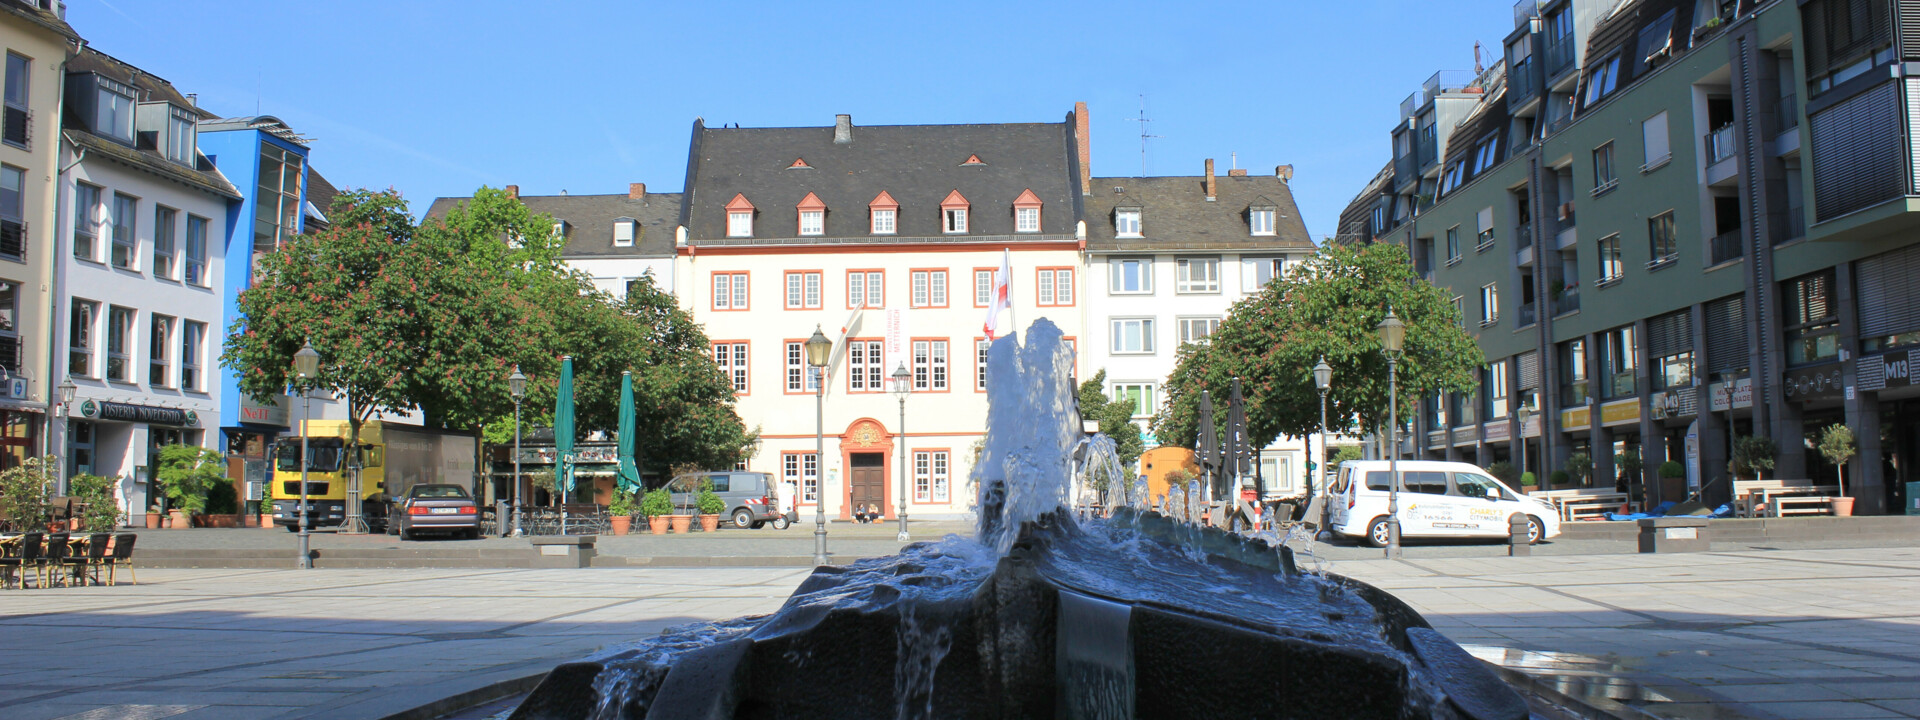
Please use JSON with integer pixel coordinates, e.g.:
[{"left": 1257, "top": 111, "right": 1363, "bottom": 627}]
[
  {"left": 293, "top": 341, "right": 320, "bottom": 570},
  {"left": 1377, "top": 308, "right": 1406, "bottom": 560},
  {"left": 1516, "top": 401, "right": 1534, "bottom": 485},
  {"left": 56, "top": 376, "right": 76, "bottom": 500},
  {"left": 509, "top": 365, "right": 527, "bottom": 537},
  {"left": 805, "top": 326, "right": 833, "bottom": 566},
  {"left": 1313, "top": 357, "right": 1332, "bottom": 511},
  {"left": 1721, "top": 373, "right": 1738, "bottom": 495},
  {"left": 891, "top": 363, "right": 912, "bottom": 542}
]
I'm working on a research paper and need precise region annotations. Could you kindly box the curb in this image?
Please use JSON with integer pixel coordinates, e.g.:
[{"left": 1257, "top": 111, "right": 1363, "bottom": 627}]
[
  {"left": 1484, "top": 661, "right": 1656, "bottom": 720},
  {"left": 372, "top": 669, "right": 547, "bottom": 720}
]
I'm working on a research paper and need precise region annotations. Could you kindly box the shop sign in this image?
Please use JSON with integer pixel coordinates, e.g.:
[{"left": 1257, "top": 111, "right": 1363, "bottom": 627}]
[
  {"left": 1781, "top": 363, "right": 1845, "bottom": 403},
  {"left": 516, "top": 444, "right": 619, "bottom": 465},
  {"left": 1706, "top": 378, "right": 1753, "bottom": 412},
  {"left": 1483, "top": 420, "right": 1511, "bottom": 442},
  {"left": 6, "top": 377, "right": 25, "bottom": 399},
  {"left": 1450, "top": 426, "right": 1477, "bottom": 445},
  {"left": 1861, "top": 349, "right": 1914, "bottom": 391},
  {"left": 1561, "top": 405, "right": 1591, "bottom": 432},
  {"left": 1600, "top": 399, "right": 1640, "bottom": 427},
  {"left": 78, "top": 399, "right": 196, "bottom": 426},
  {"left": 239, "top": 393, "right": 290, "bottom": 427}
]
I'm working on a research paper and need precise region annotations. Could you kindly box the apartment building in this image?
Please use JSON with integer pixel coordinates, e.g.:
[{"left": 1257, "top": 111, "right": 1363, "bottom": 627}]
[{"left": 1340, "top": 0, "right": 1920, "bottom": 514}]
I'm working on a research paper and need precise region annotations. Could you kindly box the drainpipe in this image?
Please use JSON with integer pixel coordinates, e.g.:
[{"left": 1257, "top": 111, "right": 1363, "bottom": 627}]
[{"left": 43, "top": 35, "right": 79, "bottom": 492}]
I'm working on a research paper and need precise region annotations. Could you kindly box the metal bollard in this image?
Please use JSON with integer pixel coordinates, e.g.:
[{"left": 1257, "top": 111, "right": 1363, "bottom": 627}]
[{"left": 1508, "top": 514, "right": 1531, "bottom": 556}]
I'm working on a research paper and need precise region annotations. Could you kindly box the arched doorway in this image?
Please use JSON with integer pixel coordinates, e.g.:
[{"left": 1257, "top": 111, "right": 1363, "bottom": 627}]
[{"left": 839, "top": 418, "right": 894, "bottom": 520}]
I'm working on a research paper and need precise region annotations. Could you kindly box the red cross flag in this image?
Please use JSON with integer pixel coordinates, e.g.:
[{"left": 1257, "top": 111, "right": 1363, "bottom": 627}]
[{"left": 983, "top": 249, "right": 1011, "bottom": 340}]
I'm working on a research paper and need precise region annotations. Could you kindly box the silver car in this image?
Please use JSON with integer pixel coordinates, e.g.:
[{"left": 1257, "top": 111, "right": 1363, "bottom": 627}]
[
  {"left": 667, "top": 472, "right": 789, "bottom": 529},
  {"left": 390, "top": 484, "right": 480, "bottom": 540}
]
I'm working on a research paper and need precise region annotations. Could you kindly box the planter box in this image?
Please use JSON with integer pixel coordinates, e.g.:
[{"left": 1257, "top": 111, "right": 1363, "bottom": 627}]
[
  {"left": 530, "top": 535, "right": 597, "bottom": 569},
  {"left": 1637, "top": 517, "right": 1710, "bottom": 553}
]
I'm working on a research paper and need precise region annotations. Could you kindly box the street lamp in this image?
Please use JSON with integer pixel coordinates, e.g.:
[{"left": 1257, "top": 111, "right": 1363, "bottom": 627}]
[
  {"left": 1377, "top": 307, "right": 1406, "bottom": 560},
  {"left": 509, "top": 365, "right": 527, "bottom": 537},
  {"left": 56, "top": 376, "right": 76, "bottom": 500},
  {"left": 293, "top": 341, "right": 321, "bottom": 570},
  {"left": 805, "top": 325, "right": 833, "bottom": 566},
  {"left": 1516, "top": 400, "right": 1534, "bottom": 487},
  {"left": 891, "top": 362, "right": 912, "bottom": 542},
  {"left": 1313, "top": 356, "right": 1332, "bottom": 518}
]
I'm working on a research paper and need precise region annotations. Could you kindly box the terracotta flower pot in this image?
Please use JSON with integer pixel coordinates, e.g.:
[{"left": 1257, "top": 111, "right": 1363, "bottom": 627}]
[
  {"left": 698, "top": 514, "right": 721, "bottom": 532},
  {"left": 668, "top": 514, "right": 692, "bottom": 534},
  {"left": 648, "top": 516, "right": 668, "bottom": 534},
  {"left": 1830, "top": 496, "right": 1856, "bottom": 517},
  {"left": 259, "top": 514, "right": 273, "bottom": 528},
  {"left": 47, "top": 520, "right": 66, "bottom": 533},
  {"left": 145, "top": 513, "right": 161, "bottom": 529},
  {"left": 610, "top": 515, "right": 632, "bottom": 535},
  {"left": 169, "top": 510, "right": 190, "bottom": 529}
]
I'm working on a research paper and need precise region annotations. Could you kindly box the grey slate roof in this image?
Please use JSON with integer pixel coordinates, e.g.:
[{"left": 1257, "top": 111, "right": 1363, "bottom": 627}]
[
  {"left": 1083, "top": 174, "right": 1314, "bottom": 252},
  {"left": 682, "top": 117, "right": 1080, "bottom": 245},
  {"left": 422, "top": 192, "right": 682, "bottom": 259},
  {"left": 0, "top": 0, "right": 78, "bottom": 41},
  {"left": 62, "top": 48, "right": 241, "bottom": 200}
]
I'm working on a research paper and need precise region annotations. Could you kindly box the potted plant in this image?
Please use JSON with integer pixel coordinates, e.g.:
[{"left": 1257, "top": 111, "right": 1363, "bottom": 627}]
[
  {"left": 1817, "top": 424, "right": 1856, "bottom": 517},
  {"left": 1732, "top": 435, "right": 1777, "bottom": 481},
  {"left": 1549, "top": 470, "right": 1569, "bottom": 491},
  {"left": 70, "top": 474, "right": 123, "bottom": 532},
  {"left": 608, "top": 491, "right": 635, "bottom": 535},
  {"left": 667, "top": 482, "right": 694, "bottom": 534},
  {"left": 155, "top": 445, "right": 226, "bottom": 530},
  {"left": 203, "top": 480, "right": 240, "bottom": 528},
  {"left": 147, "top": 502, "right": 163, "bottom": 529},
  {"left": 1, "top": 455, "right": 53, "bottom": 532},
  {"left": 1564, "top": 452, "right": 1593, "bottom": 488},
  {"left": 1616, "top": 448, "right": 1644, "bottom": 505},
  {"left": 696, "top": 481, "right": 725, "bottom": 532},
  {"left": 1519, "top": 471, "right": 1538, "bottom": 493},
  {"left": 1658, "top": 461, "right": 1686, "bottom": 504},
  {"left": 641, "top": 488, "right": 672, "bottom": 534}
]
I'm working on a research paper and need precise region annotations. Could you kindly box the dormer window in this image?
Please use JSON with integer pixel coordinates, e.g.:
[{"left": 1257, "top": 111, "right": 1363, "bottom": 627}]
[
  {"left": 1013, "top": 188, "right": 1042, "bottom": 233},
  {"left": 940, "top": 190, "right": 969, "bottom": 234},
  {"left": 797, "top": 192, "right": 826, "bottom": 236},
  {"left": 613, "top": 217, "right": 637, "bottom": 247},
  {"left": 1583, "top": 54, "right": 1621, "bottom": 106},
  {"left": 95, "top": 77, "right": 135, "bottom": 144},
  {"left": 869, "top": 191, "right": 898, "bottom": 235},
  {"left": 726, "top": 193, "right": 755, "bottom": 237},
  {"left": 165, "top": 105, "right": 196, "bottom": 165},
  {"left": 552, "top": 220, "right": 569, "bottom": 239},
  {"left": 1249, "top": 199, "right": 1277, "bottom": 236},
  {"left": 1115, "top": 207, "right": 1142, "bottom": 237}
]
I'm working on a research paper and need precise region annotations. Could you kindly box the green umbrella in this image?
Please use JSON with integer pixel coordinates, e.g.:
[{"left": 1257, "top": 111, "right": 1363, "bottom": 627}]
[
  {"left": 616, "top": 370, "right": 642, "bottom": 494},
  {"left": 553, "top": 356, "right": 575, "bottom": 505}
]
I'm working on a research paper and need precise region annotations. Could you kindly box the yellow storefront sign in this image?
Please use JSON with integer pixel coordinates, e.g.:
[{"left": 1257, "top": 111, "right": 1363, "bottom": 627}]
[
  {"left": 1600, "top": 399, "right": 1640, "bottom": 427},
  {"left": 1561, "top": 406, "right": 1591, "bottom": 431}
]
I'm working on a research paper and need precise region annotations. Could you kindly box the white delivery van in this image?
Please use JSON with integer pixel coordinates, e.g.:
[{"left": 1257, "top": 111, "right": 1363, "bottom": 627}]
[{"left": 1326, "top": 460, "right": 1561, "bottom": 547}]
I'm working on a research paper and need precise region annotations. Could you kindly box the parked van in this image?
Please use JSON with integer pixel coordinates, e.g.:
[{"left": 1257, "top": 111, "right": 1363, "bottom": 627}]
[
  {"left": 1326, "top": 460, "right": 1560, "bottom": 547},
  {"left": 665, "top": 471, "right": 789, "bottom": 529}
]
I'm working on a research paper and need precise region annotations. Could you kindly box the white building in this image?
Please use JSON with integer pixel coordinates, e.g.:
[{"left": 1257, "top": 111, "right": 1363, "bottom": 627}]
[
  {"left": 54, "top": 48, "right": 238, "bottom": 516},
  {"left": 1083, "top": 162, "right": 1320, "bottom": 497}
]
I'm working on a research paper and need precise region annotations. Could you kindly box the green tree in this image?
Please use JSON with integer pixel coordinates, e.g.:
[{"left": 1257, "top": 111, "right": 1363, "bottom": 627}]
[
  {"left": 1078, "top": 370, "right": 1145, "bottom": 468},
  {"left": 154, "top": 445, "right": 226, "bottom": 515},
  {"left": 1818, "top": 424, "right": 1856, "bottom": 496},
  {"left": 0, "top": 455, "right": 55, "bottom": 531},
  {"left": 68, "top": 474, "right": 122, "bottom": 531},
  {"left": 1154, "top": 242, "right": 1480, "bottom": 450}
]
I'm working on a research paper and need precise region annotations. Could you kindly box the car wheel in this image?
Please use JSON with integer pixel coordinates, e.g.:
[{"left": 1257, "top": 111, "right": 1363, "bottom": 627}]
[
  {"left": 731, "top": 509, "right": 755, "bottom": 529},
  {"left": 1366, "top": 517, "right": 1392, "bottom": 548},
  {"left": 1527, "top": 516, "right": 1543, "bottom": 545},
  {"left": 771, "top": 516, "right": 791, "bottom": 530}
]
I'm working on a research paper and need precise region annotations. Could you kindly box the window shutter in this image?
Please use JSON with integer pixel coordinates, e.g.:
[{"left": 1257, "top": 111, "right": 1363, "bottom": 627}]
[
  {"left": 1857, "top": 243, "right": 1920, "bottom": 339},
  {"left": 1642, "top": 111, "right": 1669, "bottom": 164},
  {"left": 1810, "top": 81, "right": 1903, "bottom": 219},
  {"left": 1705, "top": 296, "right": 1748, "bottom": 372},
  {"left": 1476, "top": 206, "right": 1494, "bottom": 232},
  {"left": 1647, "top": 310, "right": 1692, "bottom": 358},
  {"left": 1517, "top": 351, "right": 1541, "bottom": 389}
]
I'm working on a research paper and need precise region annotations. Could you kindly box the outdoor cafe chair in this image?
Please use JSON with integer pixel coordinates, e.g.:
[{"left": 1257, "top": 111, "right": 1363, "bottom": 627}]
[
  {"left": 38, "top": 532, "right": 69, "bottom": 588},
  {"left": 107, "top": 533, "right": 137, "bottom": 586},
  {"left": 63, "top": 533, "right": 111, "bottom": 586},
  {"left": 1, "top": 532, "right": 43, "bottom": 589}
]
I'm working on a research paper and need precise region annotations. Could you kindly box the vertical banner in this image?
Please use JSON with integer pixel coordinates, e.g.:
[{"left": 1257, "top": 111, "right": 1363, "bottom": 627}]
[{"left": 886, "top": 308, "right": 907, "bottom": 380}]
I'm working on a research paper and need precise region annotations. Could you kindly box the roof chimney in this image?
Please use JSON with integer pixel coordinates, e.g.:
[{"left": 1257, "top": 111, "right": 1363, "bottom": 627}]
[
  {"left": 1228, "top": 168, "right": 1248, "bottom": 177},
  {"left": 1275, "top": 165, "right": 1295, "bottom": 184},
  {"left": 505, "top": 185, "right": 519, "bottom": 199},
  {"left": 629, "top": 182, "right": 646, "bottom": 199},
  {"left": 1204, "top": 159, "right": 1216, "bottom": 201},
  {"left": 834, "top": 114, "right": 853, "bottom": 144},
  {"left": 1073, "top": 102, "right": 1091, "bottom": 196}
]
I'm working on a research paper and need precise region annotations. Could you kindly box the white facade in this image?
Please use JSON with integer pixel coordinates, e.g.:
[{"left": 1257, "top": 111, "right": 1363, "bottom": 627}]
[
  {"left": 571, "top": 257, "right": 675, "bottom": 300},
  {"left": 680, "top": 244, "right": 1084, "bottom": 520},
  {"left": 56, "top": 143, "right": 232, "bottom": 518}
]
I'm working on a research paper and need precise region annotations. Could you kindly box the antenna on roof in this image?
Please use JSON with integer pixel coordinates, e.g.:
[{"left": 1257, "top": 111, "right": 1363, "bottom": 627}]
[{"left": 1137, "top": 94, "right": 1160, "bottom": 178}]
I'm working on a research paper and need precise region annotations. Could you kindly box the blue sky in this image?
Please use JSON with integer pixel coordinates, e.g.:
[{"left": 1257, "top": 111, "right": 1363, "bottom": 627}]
[{"left": 73, "top": 1, "right": 1513, "bottom": 238}]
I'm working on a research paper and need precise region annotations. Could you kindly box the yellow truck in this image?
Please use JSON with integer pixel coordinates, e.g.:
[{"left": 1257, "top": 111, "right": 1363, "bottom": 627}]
[{"left": 268, "top": 420, "right": 479, "bottom": 533}]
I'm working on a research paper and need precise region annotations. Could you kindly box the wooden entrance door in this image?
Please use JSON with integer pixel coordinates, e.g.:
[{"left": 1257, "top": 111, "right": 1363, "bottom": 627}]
[{"left": 849, "top": 452, "right": 885, "bottom": 514}]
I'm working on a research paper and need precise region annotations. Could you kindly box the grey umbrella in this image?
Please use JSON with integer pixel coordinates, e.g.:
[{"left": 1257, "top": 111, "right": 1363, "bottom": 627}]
[
  {"left": 1195, "top": 390, "right": 1219, "bottom": 502},
  {"left": 1227, "top": 377, "right": 1252, "bottom": 501}
]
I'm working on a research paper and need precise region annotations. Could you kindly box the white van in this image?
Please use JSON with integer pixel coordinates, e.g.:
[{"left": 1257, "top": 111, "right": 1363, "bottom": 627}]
[{"left": 1326, "top": 460, "right": 1561, "bottom": 547}]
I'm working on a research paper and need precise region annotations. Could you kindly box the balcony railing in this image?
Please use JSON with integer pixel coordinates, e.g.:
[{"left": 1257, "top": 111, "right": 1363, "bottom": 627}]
[
  {"left": 1553, "top": 286, "right": 1580, "bottom": 315},
  {"left": 1400, "top": 92, "right": 1419, "bottom": 121},
  {"left": 1417, "top": 140, "right": 1437, "bottom": 169},
  {"left": 1706, "top": 125, "right": 1737, "bottom": 164},
  {"left": 1776, "top": 94, "right": 1799, "bottom": 133},
  {"left": 1518, "top": 301, "right": 1538, "bottom": 327},
  {"left": 1513, "top": 0, "right": 1540, "bottom": 26},
  {"left": 1508, "top": 58, "right": 1536, "bottom": 103},
  {"left": 1424, "top": 70, "right": 1476, "bottom": 102},
  {"left": 1544, "top": 38, "right": 1575, "bottom": 77},
  {"left": 1516, "top": 223, "right": 1534, "bottom": 249},
  {"left": 1710, "top": 229, "right": 1744, "bottom": 265}
]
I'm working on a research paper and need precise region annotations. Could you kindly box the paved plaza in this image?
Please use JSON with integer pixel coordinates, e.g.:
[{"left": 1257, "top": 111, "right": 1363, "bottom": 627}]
[{"left": 2, "top": 544, "right": 1916, "bottom": 719}]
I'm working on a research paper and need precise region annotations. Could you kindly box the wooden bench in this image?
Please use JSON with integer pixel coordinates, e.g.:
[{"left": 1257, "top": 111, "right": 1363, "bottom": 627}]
[
  {"left": 1733, "top": 479, "right": 1837, "bottom": 518},
  {"left": 1528, "top": 489, "right": 1630, "bottom": 521}
]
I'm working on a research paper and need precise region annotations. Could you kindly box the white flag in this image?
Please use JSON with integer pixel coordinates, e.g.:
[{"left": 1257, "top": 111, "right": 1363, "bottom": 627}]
[{"left": 983, "top": 249, "right": 1011, "bottom": 340}]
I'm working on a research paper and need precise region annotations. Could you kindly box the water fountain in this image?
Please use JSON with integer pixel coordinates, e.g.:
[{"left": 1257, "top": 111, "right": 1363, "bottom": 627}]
[{"left": 508, "top": 320, "right": 1528, "bottom": 720}]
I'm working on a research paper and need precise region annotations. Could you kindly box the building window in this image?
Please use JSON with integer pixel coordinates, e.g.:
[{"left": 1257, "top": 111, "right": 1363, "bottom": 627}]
[
  {"left": 1479, "top": 283, "right": 1499, "bottom": 326},
  {"left": 1250, "top": 207, "right": 1276, "bottom": 236},
  {"left": 976, "top": 339, "right": 991, "bottom": 391},
  {"left": 974, "top": 269, "right": 995, "bottom": 306},
  {"left": 1602, "top": 325, "right": 1638, "bottom": 398},
  {"left": 1803, "top": 0, "right": 1895, "bottom": 95},
  {"left": 612, "top": 218, "right": 636, "bottom": 247},
  {"left": 847, "top": 339, "right": 884, "bottom": 391},
  {"left": 1242, "top": 256, "right": 1285, "bottom": 290},
  {"left": 152, "top": 207, "right": 177, "bottom": 280},
  {"left": 912, "top": 339, "right": 948, "bottom": 391},
  {"left": 1178, "top": 317, "right": 1220, "bottom": 344},
  {"left": 728, "top": 211, "right": 752, "bottom": 237},
  {"left": 1487, "top": 361, "right": 1510, "bottom": 419},
  {"left": 1647, "top": 211, "right": 1677, "bottom": 264},
  {"left": 1598, "top": 234, "right": 1623, "bottom": 283},
  {"left": 1655, "top": 349, "right": 1693, "bottom": 390},
  {"left": 712, "top": 272, "right": 748, "bottom": 310},
  {"left": 871, "top": 208, "right": 895, "bottom": 235},
  {"left": 1115, "top": 208, "right": 1142, "bottom": 237},
  {"left": 0, "top": 164, "right": 23, "bottom": 260},
  {"left": 785, "top": 452, "right": 819, "bottom": 503},
  {"left": 1453, "top": 296, "right": 1466, "bottom": 327},
  {"left": 1016, "top": 207, "right": 1040, "bottom": 233},
  {"left": 799, "top": 210, "right": 824, "bottom": 236},
  {"left": 1109, "top": 257, "right": 1152, "bottom": 294},
  {"left": 1445, "top": 226, "right": 1461, "bottom": 262},
  {"left": 1112, "top": 383, "right": 1156, "bottom": 419},
  {"left": 254, "top": 144, "right": 304, "bottom": 253},
  {"left": 1584, "top": 54, "right": 1621, "bottom": 105},
  {"left": 1475, "top": 207, "right": 1496, "bottom": 248},
  {"left": 785, "top": 342, "right": 821, "bottom": 393},
  {"left": 73, "top": 182, "right": 101, "bottom": 262},
  {"left": 1592, "top": 142, "right": 1617, "bottom": 191},
  {"left": 1783, "top": 270, "right": 1839, "bottom": 365},
  {"left": 181, "top": 320, "right": 204, "bottom": 391},
  {"left": 0, "top": 282, "right": 14, "bottom": 371},
  {"left": 1561, "top": 338, "right": 1589, "bottom": 406},
  {"left": 1175, "top": 257, "right": 1220, "bottom": 293},
  {"left": 785, "top": 271, "right": 822, "bottom": 309},
  {"left": 912, "top": 270, "right": 947, "bottom": 308},
  {"left": 1111, "top": 318, "right": 1156, "bottom": 354},
  {"left": 165, "top": 105, "right": 196, "bottom": 165},
  {"left": 713, "top": 342, "right": 748, "bottom": 394},
  {"left": 185, "top": 215, "right": 208, "bottom": 286},
  {"left": 913, "top": 450, "right": 950, "bottom": 503},
  {"left": 1037, "top": 268, "right": 1073, "bottom": 306},
  {"left": 106, "top": 305, "right": 134, "bottom": 382},
  {"left": 111, "top": 193, "right": 137, "bottom": 269},
  {"left": 1642, "top": 111, "right": 1671, "bottom": 168},
  {"left": 95, "top": 77, "right": 135, "bottom": 143},
  {"left": 149, "top": 314, "right": 173, "bottom": 387},
  {"left": 943, "top": 207, "right": 968, "bottom": 233},
  {"left": 3, "top": 54, "right": 27, "bottom": 148},
  {"left": 69, "top": 300, "right": 95, "bottom": 377},
  {"left": 848, "top": 270, "right": 883, "bottom": 309}
]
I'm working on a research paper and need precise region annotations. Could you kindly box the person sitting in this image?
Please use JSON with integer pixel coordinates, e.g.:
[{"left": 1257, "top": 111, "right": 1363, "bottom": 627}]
[{"left": 853, "top": 504, "right": 873, "bottom": 523}]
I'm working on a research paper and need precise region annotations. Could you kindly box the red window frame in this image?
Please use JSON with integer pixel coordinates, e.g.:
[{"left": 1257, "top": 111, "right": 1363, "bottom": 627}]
[
  {"left": 711, "top": 271, "right": 749, "bottom": 311},
  {"left": 712, "top": 340, "right": 749, "bottom": 395},
  {"left": 1036, "top": 267, "right": 1074, "bottom": 307},
  {"left": 910, "top": 268, "right": 949, "bottom": 309},
  {"left": 783, "top": 270, "right": 823, "bottom": 310},
  {"left": 846, "top": 269, "right": 884, "bottom": 309}
]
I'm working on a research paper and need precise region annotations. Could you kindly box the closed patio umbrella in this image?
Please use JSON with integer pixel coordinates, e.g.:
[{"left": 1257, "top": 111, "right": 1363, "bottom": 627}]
[
  {"left": 616, "top": 371, "right": 642, "bottom": 495},
  {"left": 1195, "top": 390, "right": 1219, "bottom": 503},
  {"left": 554, "top": 356, "right": 576, "bottom": 527}
]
